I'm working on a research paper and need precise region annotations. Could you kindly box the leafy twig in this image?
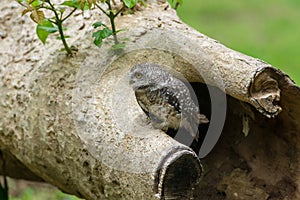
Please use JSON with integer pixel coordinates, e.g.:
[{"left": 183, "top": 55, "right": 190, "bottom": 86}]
[
  {"left": 93, "top": 0, "right": 138, "bottom": 49},
  {"left": 17, "top": 0, "right": 142, "bottom": 53},
  {"left": 17, "top": 0, "right": 81, "bottom": 55},
  {"left": 46, "top": 0, "right": 73, "bottom": 55}
]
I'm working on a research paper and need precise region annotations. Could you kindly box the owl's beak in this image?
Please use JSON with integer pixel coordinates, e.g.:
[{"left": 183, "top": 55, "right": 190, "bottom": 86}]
[{"left": 129, "top": 80, "right": 134, "bottom": 85}]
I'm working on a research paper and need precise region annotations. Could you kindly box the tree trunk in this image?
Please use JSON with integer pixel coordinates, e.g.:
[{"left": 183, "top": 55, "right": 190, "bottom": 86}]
[{"left": 1, "top": 0, "right": 300, "bottom": 199}]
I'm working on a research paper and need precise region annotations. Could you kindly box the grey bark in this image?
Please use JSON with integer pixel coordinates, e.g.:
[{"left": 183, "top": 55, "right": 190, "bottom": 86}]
[{"left": 0, "top": 0, "right": 300, "bottom": 199}]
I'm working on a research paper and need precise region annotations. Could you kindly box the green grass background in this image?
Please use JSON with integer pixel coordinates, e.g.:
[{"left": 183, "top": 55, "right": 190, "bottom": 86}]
[
  {"left": 8, "top": 1, "right": 300, "bottom": 199},
  {"left": 10, "top": 188, "right": 79, "bottom": 200},
  {"left": 173, "top": 0, "right": 300, "bottom": 84}
]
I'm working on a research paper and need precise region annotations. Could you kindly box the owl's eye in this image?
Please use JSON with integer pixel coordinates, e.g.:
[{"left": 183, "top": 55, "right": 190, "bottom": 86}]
[{"left": 135, "top": 73, "right": 143, "bottom": 79}]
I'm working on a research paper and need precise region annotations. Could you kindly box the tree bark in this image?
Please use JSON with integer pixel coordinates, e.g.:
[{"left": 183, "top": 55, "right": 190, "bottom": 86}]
[{"left": 1, "top": 0, "right": 300, "bottom": 199}]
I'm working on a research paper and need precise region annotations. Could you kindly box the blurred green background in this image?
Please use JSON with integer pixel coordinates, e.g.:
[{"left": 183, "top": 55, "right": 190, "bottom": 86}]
[
  {"left": 8, "top": 0, "right": 300, "bottom": 199},
  {"left": 173, "top": 0, "right": 300, "bottom": 84},
  {"left": 6, "top": 178, "right": 80, "bottom": 200}
]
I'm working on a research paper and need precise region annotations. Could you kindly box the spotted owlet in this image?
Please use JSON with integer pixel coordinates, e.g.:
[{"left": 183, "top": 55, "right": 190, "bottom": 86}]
[{"left": 129, "top": 63, "right": 209, "bottom": 142}]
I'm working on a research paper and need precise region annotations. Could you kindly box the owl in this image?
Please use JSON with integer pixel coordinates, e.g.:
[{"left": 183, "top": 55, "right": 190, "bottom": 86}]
[{"left": 129, "top": 63, "right": 208, "bottom": 142}]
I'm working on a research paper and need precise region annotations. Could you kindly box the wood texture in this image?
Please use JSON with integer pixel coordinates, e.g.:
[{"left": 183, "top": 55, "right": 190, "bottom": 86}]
[{"left": 0, "top": 0, "right": 299, "bottom": 199}]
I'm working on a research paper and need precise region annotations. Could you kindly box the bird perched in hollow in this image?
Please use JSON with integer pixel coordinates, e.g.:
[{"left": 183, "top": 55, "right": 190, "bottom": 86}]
[{"left": 129, "top": 63, "right": 209, "bottom": 142}]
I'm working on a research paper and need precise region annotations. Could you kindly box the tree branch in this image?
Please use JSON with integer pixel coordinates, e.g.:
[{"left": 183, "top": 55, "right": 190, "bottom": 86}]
[{"left": 1, "top": 0, "right": 300, "bottom": 199}]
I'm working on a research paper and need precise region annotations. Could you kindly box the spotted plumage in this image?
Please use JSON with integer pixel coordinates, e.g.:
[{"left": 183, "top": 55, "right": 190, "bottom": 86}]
[{"left": 129, "top": 63, "right": 208, "bottom": 141}]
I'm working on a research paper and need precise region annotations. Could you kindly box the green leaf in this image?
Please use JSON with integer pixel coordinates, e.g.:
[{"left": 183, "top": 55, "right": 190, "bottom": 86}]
[
  {"left": 92, "top": 31, "right": 103, "bottom": 47},
  {"left": 92, "top": 21, "right": 104, "bottom": 28},
  {"left": 30, "top": 0, "right": 44, "bottom": 8},
  {"left": 92, "top": 28, "right": 112, "bottom": 47},
  {"left": 122, "top": 0, "right": 137, "bottom": 8},
  {"left": 100, "top": 28, "right": 113, "bottom": 38},
  {"left": 61, "top": 1, "right": 76, "bottom": 7},
  {"left": 61, "top": 0, "right": 89, "bottom": 10},
  {"left": 38, "top": 25, "right": 58, "bottom": 33},
  {"left": 36, "top": 20, "right": 58, "bottom": 44}
]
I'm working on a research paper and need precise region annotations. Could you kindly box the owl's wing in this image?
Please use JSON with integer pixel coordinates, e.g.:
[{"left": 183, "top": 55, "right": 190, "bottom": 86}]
[
  {"left": 135, "top": 87, "right": 182, "bottom": 131},
  {"left": 134, "top": 89, "right": 151, "bottom": 116},
  {"left": 135, "top": 87, "right": 181, "bottom": 114},
  {"left": 159, "top": 87, "right": 181, "bottom": 112}
]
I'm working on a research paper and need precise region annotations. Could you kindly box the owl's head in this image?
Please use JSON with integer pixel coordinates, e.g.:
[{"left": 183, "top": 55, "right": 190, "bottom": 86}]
[{"left": 129, "top": 63, "right": 169, "bottom": 90}]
